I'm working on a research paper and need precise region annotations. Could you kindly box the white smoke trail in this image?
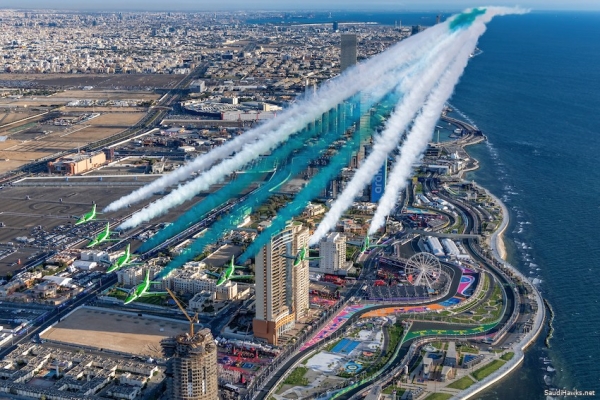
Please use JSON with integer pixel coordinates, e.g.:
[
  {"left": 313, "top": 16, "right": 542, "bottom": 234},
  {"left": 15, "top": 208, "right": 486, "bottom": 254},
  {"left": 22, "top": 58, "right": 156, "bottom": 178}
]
[
  {"left": 368, "top": 7, "right": 528, "bottom": 233},
  {"left": 312, "top": 6, "right": 529, "bottom": 243},
  {"left": 117, "top": 28, "right": 460, "bottom": 230},
  {"left": 117, "top": 65, "right": 410, "bottom": 230},
  {"left": 368, "top": 41, "right": 479, "bottom": 234},
  {"left": 105, "top": 23, "right": 450, "bottom": 213},
  {"left": 309, "top": 29, "right": 474, "bottom": 245}
]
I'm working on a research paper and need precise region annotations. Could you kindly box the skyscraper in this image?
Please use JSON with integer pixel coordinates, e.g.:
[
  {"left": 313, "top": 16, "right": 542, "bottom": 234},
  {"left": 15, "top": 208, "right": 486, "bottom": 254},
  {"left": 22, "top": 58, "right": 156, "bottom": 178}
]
[
  {"left": 162, "top": 328, "right": 219, "bottom": 400},
  {"left": 319, "top": 232, "right": 347, "bottom": 274},
  {"left": 253, "top": 222, "right": 310, "bottom": 345},
  {"left": 340, "top": 34, "right": 357, "bottom": 73}
]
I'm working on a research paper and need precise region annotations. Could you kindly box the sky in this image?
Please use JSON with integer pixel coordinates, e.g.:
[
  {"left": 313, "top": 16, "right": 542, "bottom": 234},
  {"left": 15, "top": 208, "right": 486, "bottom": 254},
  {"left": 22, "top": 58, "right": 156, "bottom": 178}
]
[{"left": 1, "top": 0, "right": 599, "bottom": 12}]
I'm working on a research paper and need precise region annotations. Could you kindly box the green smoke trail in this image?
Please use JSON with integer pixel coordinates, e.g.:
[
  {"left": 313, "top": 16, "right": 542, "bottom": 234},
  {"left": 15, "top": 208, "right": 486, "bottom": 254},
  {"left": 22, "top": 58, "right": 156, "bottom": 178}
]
[
  {"left": 449, "top": 8, "right": 487, "bottom": 31},
  {"left": 238, "top": 94, "right": 399, "bottom": 263}
]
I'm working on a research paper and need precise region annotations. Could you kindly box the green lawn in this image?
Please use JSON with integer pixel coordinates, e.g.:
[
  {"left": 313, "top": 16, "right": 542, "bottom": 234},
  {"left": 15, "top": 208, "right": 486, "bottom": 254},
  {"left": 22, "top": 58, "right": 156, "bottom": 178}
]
[
  {"left": 423, "top": 393, "right": 453, "bottom": 400},
  {"left": 108, "top": 288, "right": 127, "bottom": 301},
  {"left": 283, "top": 367, "right": 309, "bottom": 386},
  {"left": 460, "top": 346, "right": 479, "bottom": 354},
  {"left": 472, "top": 360, "right": 506, "bottom": 381},
  {"left": 382, "top": 386, "right": 406, "bottom": 396},
  {"left": 447, "top": 375, "right": 476, "bottom": 390},
  {"left": 500, "top": 352, "right": 515, "bottom": 361},
  {"left": 136, "top": 294, "right": 167, "bottom": 306}
]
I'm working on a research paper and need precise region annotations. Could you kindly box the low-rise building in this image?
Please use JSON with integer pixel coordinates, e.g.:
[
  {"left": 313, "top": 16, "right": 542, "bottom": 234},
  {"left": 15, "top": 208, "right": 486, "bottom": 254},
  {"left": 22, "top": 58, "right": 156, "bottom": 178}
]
[{"left": 48, "top": 152, "right": 106, "bottom": 175}]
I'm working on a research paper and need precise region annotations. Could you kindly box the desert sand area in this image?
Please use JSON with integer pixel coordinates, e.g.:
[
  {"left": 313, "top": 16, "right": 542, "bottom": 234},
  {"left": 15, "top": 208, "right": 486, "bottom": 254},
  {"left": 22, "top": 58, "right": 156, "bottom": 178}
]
[
  {"left": 0, "top": 73, "right": 182, "bottom": 89},
  {"left": 41, "top": 307, "right": 191, "bottom": 357},
  {"left": 0, "top": 109, "right": 147, "bottom": 174},
  {"left": 86, "top": 112, "right": 147, "bottom": 126},
  {"left": 0, "top": 111, "right": 43, "bottom": 125},
  {"left": 47, "top": 89, "right": 160, "bottom": 101},
  {"left": 0, "top": 150, "right": 48, "bottom": 173}
]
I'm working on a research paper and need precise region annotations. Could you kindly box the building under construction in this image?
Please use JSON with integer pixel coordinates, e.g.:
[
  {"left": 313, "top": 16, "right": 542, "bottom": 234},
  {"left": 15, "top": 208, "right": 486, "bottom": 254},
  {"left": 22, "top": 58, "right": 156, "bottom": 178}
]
[{"left": 161, "top": 328, "right": 219, "bottom": 400}]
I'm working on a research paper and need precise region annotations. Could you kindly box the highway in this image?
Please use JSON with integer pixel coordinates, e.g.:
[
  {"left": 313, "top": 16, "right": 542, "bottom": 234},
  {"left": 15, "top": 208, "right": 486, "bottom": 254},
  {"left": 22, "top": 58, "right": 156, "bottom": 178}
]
[
  {"left": 424, "top": 178, "right": 517, "bottom": 336},
  {"left": 299, "top": 180, "right": 520, "bottom": 400},
  {"left": 250, "top": 250, "right": 465, "bottom": 400}
]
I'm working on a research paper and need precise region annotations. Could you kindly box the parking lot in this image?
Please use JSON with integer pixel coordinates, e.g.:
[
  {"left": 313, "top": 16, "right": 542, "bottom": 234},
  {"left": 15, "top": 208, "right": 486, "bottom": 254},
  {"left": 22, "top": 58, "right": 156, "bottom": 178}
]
[{"left": 0, "top": 179, "right": 216, "bottom": 275}]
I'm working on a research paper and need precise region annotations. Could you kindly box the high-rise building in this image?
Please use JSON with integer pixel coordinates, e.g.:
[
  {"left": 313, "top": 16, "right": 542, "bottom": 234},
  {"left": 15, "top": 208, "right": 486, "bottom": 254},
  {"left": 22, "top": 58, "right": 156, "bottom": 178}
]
[
  {"left": 253, "top": 222, "right": 310, "bottom": 345},
  {"left": 333, "top": 21, "right": 339, "bottom": 32},
  {"left": 319, "top": 232, "right": 347, "bottom": 274},
  {"left": 371, "top": 158, "right": 388, "bottom": 203},
  {"left": 340, "top": 34, "right": 357, "bottom": 73},
  {"left": 162, "top": 328, "right": 218, "bottom": 400}
]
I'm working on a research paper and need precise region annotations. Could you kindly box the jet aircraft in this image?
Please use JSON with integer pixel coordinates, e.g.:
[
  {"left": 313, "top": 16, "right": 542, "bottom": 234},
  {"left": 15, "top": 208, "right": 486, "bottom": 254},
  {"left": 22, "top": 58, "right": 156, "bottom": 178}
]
[
  {"left": 74, "top": 204, "right": 101, "bottom": 225},
  {"left": 122, "top": 270, "right": 166, "bottom": 304},
  {"left": 107, "top": 244, "right": 141, "bottom": 273},
  {"left": 87, "top": 222, "right": 119, "bottom": 248},
  {"left": 281, "top": 246, "right": 320, "bottom": 267}
]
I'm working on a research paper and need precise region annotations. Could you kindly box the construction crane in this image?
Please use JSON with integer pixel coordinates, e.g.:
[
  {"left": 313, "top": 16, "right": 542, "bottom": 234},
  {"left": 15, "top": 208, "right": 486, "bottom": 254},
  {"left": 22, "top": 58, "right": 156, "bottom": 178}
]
[{"left": 166, "top": 288, "right": 199, "bottom": 336}]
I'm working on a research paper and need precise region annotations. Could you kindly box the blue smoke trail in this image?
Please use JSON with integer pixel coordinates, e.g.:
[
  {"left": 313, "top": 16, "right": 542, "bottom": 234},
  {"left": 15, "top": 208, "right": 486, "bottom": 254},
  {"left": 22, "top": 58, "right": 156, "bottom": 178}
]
[
  {"left": 157, "top": 98, "right": 373, "bottom": 277},
  {"left": 140, "top": 128, "right": 322, "bottom": 252},
  {"left": 238, "top": 94, "right": 399, "bottom": 263},
  {"left": 139, "top": 100, "right": 362, "bottom": 253},
  {"left": 155, "top": 96, "right": 386, "bottom": 276},
  {"left": 141, "top": 87, "right": 393, "bottom": 255},
  {"left": 138, "top": 171, "right": 261, "bottom": 253},
  {"left": 449, "top": 8, "right": 487, "bottom": 31}
]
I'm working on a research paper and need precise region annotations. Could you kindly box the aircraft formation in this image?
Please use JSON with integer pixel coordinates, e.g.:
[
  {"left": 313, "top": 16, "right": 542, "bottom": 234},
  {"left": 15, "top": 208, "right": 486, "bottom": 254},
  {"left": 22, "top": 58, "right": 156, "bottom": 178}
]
[{"left": 71, "top": 7, "right": 526, "bottom": 304}]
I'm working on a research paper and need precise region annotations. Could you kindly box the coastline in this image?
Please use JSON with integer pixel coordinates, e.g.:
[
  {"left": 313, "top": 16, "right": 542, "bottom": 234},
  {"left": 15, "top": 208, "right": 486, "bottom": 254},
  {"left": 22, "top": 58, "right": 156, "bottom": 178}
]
[{"left": 448, "top": 138, "right": 546, "bottom": 399}]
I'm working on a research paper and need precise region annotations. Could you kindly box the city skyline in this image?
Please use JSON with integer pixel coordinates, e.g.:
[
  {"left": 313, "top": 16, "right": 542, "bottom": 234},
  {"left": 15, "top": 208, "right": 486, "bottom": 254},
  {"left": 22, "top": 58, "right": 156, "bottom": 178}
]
[
  {"left": 0, "top": 4, "right": 594, "bottom": 399},
  {"left": 1, "top": 0, "right": 600, "bottom": 11}
]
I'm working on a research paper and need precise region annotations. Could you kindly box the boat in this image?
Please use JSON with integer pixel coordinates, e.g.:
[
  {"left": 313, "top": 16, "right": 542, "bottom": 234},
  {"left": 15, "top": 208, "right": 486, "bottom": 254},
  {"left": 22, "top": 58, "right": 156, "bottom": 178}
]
[{"left": 469, "top": 47, "right": 483, "bottom": 58}]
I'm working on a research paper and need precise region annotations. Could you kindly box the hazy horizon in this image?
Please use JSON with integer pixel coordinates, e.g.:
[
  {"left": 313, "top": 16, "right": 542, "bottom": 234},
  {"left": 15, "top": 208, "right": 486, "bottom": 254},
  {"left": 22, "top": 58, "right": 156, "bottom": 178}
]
[{"left": 1, "top": 0, "right": 600, "bottom": 12}]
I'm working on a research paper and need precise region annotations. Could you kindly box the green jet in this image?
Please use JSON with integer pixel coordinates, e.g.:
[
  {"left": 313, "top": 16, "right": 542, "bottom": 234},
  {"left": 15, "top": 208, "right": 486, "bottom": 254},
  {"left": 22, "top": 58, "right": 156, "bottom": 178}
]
[
  {"left": 107, "top": 244, "right": 141, "bottom": 273},
  {"left": 348, "top": 236, "right": 385, "bottom": 254},
  {"left": 123, "top": 270, "right": 166, "bottom": 304},
  {"left": 75, "top": 204, "right": 100, "bottom": 225},
  {"left": 281, "top": 246, "right": 321, "bottom": 267},
  {"left": 86, "top": 222, "right": 119, "bottom": 248},
  {"left": 208, "top": 256, "right": 253, "bottom": 286}
]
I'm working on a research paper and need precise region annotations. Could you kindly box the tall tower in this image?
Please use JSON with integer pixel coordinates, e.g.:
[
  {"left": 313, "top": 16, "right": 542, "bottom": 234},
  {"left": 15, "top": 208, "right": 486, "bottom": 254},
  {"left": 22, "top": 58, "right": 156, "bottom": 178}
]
[
  {"left": 253, "top": 222, "right": 310, "bottom": 345},
  {"left": 319, "top": 232, "right": 346, "bottom": 274},
  {"left": 340, "top": 34, "right": 357, "bottom": 73},
  {"left": 162, "top": 328, "right": 219, "bottom": 400}
]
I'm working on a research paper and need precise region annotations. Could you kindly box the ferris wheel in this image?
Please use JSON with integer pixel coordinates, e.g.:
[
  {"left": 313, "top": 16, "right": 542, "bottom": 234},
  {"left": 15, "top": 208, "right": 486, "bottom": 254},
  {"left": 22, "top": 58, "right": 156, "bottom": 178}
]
[{"left": 405, "top": 252, "right": 441, "bottom": 289}]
